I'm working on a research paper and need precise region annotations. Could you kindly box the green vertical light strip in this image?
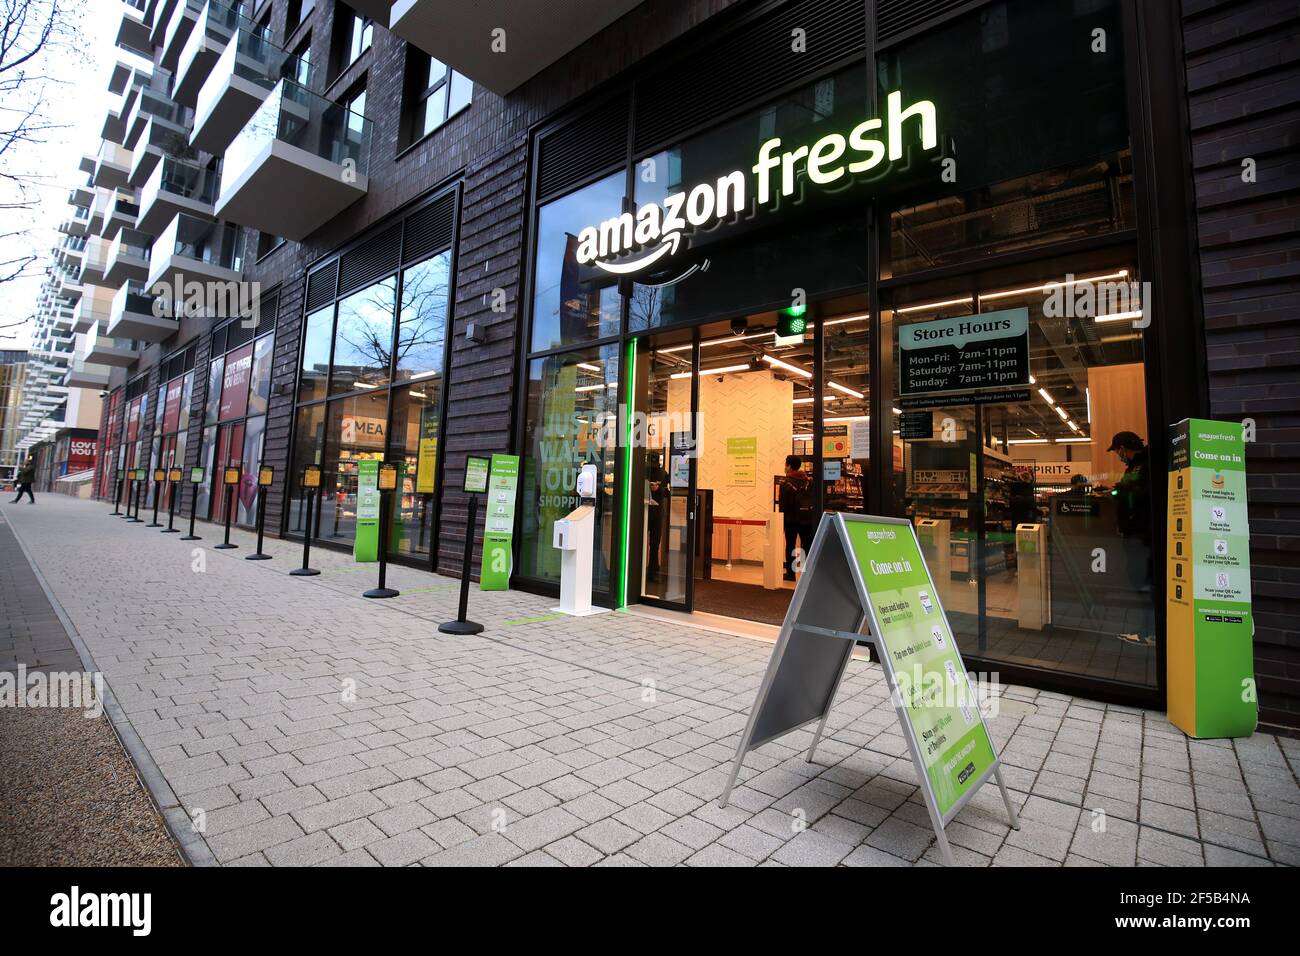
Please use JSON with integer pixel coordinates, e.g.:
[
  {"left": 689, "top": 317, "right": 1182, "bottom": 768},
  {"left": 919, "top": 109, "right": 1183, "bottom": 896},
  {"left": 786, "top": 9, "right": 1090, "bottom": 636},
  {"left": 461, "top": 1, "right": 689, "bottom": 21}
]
[{"left": 619, "top": 337, "right": 637, "bottom": 608}]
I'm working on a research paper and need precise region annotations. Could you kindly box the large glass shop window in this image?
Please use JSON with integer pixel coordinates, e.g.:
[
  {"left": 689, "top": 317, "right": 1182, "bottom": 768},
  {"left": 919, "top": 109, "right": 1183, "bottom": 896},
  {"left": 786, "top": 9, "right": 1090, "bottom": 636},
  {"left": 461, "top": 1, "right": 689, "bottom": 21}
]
[
  {"left": 880, "top": 0, "right": 1150, "bottom": 687},
  {"left": 287, "top": 250, "right": 452, "bottom": 554},
  {"left": 199, "top": 328, "right": 274, "bottom": 526},
  {"left": 629, "top": 68, "right": 872, "bottom": 332},
  {"left": 530, "top": 173, "right": 624, "bottom": 352},
  {"left": 879, "top": 0, "right": 1133, "bottom": 278},
  {"left": 518, "top": 344, "right": 621, "bottom": 595}
]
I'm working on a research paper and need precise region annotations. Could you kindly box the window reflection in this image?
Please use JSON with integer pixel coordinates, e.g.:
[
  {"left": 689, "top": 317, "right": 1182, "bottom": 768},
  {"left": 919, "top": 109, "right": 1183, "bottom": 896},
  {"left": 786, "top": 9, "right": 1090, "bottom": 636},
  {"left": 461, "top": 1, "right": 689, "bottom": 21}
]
[
  {"left": 332, "top": 278, "right": 397, "bottom": 394},
  {"left": 530, "top": 173, "right": 623, "bottom": 352}
]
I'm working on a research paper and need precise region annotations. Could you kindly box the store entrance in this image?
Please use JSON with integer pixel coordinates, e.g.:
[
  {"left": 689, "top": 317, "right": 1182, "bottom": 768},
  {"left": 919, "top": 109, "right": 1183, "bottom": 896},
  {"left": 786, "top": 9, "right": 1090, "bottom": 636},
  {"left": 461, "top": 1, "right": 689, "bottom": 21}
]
[{"left": 632, "top": 314, "right": 827, "bottom": 625}]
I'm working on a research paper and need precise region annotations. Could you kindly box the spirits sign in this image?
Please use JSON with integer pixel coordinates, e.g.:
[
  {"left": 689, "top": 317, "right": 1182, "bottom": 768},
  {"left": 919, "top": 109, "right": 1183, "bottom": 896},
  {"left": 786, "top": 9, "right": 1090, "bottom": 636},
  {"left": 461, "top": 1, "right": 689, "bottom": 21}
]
[{"left": 898, "top": 307, "right": 1030, "bottom": 398}]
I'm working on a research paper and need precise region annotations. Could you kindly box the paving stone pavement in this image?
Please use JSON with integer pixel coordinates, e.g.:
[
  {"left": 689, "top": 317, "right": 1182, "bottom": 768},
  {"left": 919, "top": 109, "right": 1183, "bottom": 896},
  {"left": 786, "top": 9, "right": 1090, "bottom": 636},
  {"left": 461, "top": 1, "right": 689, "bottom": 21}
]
[{"left": 3, "top": 495, "right": 1297, "bottom": 867}]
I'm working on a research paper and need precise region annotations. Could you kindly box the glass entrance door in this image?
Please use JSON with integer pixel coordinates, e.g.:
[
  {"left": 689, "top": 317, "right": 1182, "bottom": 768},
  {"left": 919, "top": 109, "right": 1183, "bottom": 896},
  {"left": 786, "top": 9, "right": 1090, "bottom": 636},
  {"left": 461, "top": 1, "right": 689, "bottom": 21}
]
[{"left": 635, "top": 332, "right": 696, "bottom": 611}]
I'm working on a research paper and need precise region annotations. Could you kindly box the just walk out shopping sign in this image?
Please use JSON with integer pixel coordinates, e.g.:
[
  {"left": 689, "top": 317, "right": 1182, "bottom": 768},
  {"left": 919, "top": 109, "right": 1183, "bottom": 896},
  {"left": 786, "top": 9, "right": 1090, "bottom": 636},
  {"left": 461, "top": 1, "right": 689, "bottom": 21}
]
[{"left": 721, "top": 512, "right": 1019, "bottom": 864}]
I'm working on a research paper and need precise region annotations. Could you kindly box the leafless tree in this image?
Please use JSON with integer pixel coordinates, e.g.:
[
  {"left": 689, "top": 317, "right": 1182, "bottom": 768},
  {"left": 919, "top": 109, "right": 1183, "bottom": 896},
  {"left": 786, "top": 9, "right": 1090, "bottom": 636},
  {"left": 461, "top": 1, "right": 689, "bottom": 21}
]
[
  {"left": 0, "top": 0, "right": 85, "bottom": 287},
  {"left": 335, "top": 258, "right": 450, "bottom": 384}
]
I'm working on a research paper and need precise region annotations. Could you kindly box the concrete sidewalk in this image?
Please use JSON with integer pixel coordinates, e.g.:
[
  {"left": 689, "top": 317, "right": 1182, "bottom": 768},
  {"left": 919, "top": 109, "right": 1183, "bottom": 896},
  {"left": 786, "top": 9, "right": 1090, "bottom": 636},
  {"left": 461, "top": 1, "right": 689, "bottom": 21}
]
[{"left": 2, "top": 495, "right": 1296, "bottom": 867}]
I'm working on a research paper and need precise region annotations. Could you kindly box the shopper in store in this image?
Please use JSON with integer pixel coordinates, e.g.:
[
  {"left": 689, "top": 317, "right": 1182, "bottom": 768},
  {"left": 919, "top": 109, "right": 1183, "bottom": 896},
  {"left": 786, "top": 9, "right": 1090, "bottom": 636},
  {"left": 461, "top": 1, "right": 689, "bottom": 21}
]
[
  {"left": 779, "top": 454, "right": 816, "bottom": 580},
  {"left": 1109, "top": 430, "right": 1154, "bottom": 643},
  {"left": 9, "top": 459, "right": 36, "bottom": 504},
  {"left": 645, "top": 453, "right": 669, "bottom": 581}
]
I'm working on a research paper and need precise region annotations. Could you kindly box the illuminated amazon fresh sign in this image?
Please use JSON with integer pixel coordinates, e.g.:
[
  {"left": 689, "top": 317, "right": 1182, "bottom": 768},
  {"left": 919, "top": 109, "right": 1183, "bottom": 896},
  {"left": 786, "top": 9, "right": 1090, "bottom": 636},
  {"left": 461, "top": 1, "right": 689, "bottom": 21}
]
[{"left": 574, "top": 91, "right": 939, "bottom": 275}]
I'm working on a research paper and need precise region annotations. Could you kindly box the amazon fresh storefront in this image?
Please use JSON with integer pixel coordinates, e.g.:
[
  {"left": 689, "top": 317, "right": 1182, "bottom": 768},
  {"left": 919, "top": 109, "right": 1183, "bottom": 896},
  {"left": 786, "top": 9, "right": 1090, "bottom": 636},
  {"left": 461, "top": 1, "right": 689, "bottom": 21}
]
[{"left": 514, "top": 0, "right": 1207, "bottom": 708}]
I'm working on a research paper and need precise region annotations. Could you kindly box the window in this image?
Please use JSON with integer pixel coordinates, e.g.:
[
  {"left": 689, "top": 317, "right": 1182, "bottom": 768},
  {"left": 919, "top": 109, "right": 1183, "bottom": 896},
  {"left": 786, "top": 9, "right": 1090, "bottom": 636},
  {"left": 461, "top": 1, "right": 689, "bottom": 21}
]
[
  {"left": 331, "top": 276, "right": 397, "bottom": 394},
  {"left": 286, "top": 0, "right": 314, "bottom": 38},
  {"left": 518, "top": 345, "right": 621, "bottom": 597},
  {"left": 530, "top": 172, "right": 624, "bottom": 352},
  {"left": 401, "top": 48, "right": 472, "bottom": 149},
  {"left": 331, "top": 4, "right": 372, "bottom": 79},
  {"left": 289, "top": 228, "right": 456, "bottom": 560},
  {"left": 288, "top": 34, "right": 312, "bottom": 88}
]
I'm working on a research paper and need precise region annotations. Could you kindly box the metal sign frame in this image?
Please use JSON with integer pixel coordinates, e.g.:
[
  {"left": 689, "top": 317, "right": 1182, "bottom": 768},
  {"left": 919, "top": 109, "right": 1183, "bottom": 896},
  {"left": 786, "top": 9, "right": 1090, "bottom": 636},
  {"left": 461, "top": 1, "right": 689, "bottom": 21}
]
[{"left": 719, "top": 512, "right": 1020, "bottom": 865}]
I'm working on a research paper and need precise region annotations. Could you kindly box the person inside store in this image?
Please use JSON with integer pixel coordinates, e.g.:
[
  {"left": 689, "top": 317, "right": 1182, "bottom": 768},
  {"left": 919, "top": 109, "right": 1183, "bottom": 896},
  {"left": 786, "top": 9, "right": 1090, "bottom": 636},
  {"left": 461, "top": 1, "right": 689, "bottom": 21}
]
[
  {"left": 9, "top": 459, "right": 35, "bottom": 504},
  {"left": 1008, "top": 466, "right": 1039, "bottom": 525},
  {"left": 645, "top": 452, "right": 669, "bottom": 581},
  {"left": 779, "top": 454, "right": 816, "bottom": 581},
  {"left": 1108, "top": 430, "right": 1154, "bottom": 643},
  {"left": 1061, "top": 473, "right": 1092, "bottom": 498}
]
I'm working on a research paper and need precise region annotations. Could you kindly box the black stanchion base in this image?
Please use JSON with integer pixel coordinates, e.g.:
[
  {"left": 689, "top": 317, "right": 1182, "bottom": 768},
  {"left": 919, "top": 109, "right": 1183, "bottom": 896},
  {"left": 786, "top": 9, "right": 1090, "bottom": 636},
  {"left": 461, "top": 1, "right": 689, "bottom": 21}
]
[
  {"left": 246, "top": 553, "right": 272, "bottom": 561},
  {"left": 289, "top": 567, "right": 320, "bottom": 576},
  {"left": 161, "top": 528, "right": 180, "bottom": 534},
  {"left": 127, "top": 517, "right": 143, "bottom": 524},
  {"left": 147, "top": 522, "right": 163, "bottom": 528},
  {"left": 180, "top": 535, "right": 201, "bottom": 541},
  {"left": 438, "top": 620, "right": 484, "bottom": 635},
  {"left": 363, "top": 587, "right": 400, "bottom": 599},
  {"left": 213, "top": 543, "right": 238, "bottom": 550}
]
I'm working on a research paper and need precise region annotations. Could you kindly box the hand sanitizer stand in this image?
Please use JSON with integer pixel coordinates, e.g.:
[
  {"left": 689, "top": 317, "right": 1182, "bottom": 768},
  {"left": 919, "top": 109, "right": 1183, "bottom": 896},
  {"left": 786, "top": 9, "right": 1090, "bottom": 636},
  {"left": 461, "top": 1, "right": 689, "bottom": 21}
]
[{"left": 554, "top": 465, "right": 608, "bottom": 616}]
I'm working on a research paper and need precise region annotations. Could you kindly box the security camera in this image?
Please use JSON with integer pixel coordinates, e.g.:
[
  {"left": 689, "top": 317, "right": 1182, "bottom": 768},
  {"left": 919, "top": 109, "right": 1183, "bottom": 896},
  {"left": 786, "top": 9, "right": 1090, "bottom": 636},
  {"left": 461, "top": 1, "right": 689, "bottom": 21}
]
[
  {"left": 730, "top": 317, "right": 747, "bottom": 336},
  {"left": 98, "top": 390, "right": 107, "bottom": 398}
]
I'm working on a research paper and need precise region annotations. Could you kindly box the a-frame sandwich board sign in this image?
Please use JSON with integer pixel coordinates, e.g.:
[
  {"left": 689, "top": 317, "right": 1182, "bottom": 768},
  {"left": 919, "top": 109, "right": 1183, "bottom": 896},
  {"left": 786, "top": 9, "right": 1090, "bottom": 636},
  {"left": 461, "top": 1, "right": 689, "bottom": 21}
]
[{"left": 719, "top": 512, "right": 1020, "bottom": 865}]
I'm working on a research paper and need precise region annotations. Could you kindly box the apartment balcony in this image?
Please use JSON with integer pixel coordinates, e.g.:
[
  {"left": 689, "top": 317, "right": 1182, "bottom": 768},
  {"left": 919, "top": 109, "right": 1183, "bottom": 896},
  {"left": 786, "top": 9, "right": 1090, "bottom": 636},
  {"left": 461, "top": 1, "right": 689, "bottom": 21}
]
[
  {"left": 66, "top": 359, "right": 112, "bottom": 390},
  {"left": 389, "top": 0, "right": 645, "bottom": 94},
  {"left": 161, "top": 0, "right": 204, "bottom": 72},
  {"left": 216, "top": 80, "right": 371, "bottom": 241},
  {"left": 191, "top": 21, "right": 310, "bottom": 154},
  {"left": 70, "top": 183, "right": 94, "bottom": 211},
  {"left": 103, "top": 194, "right": 140, "bottom": 242},
  {"left": 128, "top": 118, "right": 195, "bottom": 189},
  {"left": 102, "top": 107, "right": 128, "bottom": 147},
  {"left": 108, "top": 282, "right": 176, "bottom": 342},
  {"left": 118, "top": 0, "right": 153, "bottom": 57},
  {"left": 109, "top": 47, "right": 155, "bottom": 96},
  {"left": 146, "top": 213, "right": 246, "bottom": 301},
  {"left": 123, "top": 86, "right": 192, "bottom": 151},
  {"left": 85, "top": 330, "right": 142, "bottom": 368},
  {"left": 104, "top": 229, "right": 153, "bottom": 287},
  {"left": 72, "top": 291, "right": 111, "bottom": 334},
  {"left": 138, "top": 155, "right": 220, "bottom": 235},
  {"left": 174, "top": 0, "right": 246, "bottom": 106},
  {"left": 94, "top": 142, "right": 134, "bottom": 191},
  {"left": 150, "top": 0, "right": 183, "bottom": 48},
  {"left": 77, "top": 238, "right": 110, "bottom": 286}
]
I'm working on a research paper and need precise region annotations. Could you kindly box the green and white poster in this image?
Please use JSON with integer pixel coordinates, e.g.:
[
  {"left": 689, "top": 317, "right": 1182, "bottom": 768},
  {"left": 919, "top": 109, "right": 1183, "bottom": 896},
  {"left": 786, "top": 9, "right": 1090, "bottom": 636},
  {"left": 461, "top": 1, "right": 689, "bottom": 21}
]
[
  {"left": 843, "top": 519, "right": 997, "bottom": 818},
  {"left": 480, "top": 453, "right": 520, "bottom": 590},
  {"left": 722, "top": 512, "right": 1018, "bottom": 863},
  {"left": 1167, "top": 418, "right": 1256, "bottom": 738},
  {"left": 726, "top": 436, "right": 757, "bottom": 486},
  {"left": 354, "top": 459, "right": 380, "bottom": 563}
]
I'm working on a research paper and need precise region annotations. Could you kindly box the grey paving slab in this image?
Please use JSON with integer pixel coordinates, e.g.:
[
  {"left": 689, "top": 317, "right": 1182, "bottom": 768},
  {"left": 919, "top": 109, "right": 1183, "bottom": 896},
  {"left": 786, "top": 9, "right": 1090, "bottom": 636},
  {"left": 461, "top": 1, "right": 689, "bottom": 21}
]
[{"left": 2, "top": 495, "right": 1296, "bottom": 867}]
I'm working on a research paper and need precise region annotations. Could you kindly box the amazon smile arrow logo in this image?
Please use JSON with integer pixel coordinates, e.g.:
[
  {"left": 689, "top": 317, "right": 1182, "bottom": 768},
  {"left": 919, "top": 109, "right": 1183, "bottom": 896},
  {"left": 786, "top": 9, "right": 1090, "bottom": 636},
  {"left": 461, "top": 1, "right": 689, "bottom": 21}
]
[{"left": 572, "top": 91, "right": 938, "bottom": 277}]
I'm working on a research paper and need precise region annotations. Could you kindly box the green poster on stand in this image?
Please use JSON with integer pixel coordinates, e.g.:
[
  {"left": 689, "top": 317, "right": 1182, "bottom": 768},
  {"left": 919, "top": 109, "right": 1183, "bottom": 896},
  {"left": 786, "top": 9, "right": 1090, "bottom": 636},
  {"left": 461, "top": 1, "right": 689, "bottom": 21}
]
[
  {"left": 842, "top": 519, "right": 998, "bottom": 818},
  {"left": 480, "top": 454, "right": 520, "bottom": 590},
  {"left": 354, "top": 459, "right": 380, "bottom": 563},
  {"left": 722, "top": 512, "right": 1017, "bottom": 865},
  {"left": 1167, "top": 418, "right": 1256, "bottom": 738}
]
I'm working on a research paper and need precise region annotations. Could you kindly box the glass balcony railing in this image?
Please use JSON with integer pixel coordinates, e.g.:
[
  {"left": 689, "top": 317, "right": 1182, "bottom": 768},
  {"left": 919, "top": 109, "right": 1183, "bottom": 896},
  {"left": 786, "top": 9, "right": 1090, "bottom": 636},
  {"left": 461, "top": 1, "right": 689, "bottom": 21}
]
[
  {"left": 162, "top": 212, "right": 246, "bottom": 274},
  {"left": 225, "top": 79, "right": 372, "bottom": 187},
  {"left": 136, "top": 86, "right": 193, "bottom": 130},
  {"left": 108, "top": 229, "right": 153, "bottom": 267},
  {"left": 196, "top": 18, "right": 314, "bottom": 119},
  {"left": 112, "top": 281, "right": 163, "bottom": 321},
  {"left": 153, "top": 155, "right": 221, "bottom": 206}
]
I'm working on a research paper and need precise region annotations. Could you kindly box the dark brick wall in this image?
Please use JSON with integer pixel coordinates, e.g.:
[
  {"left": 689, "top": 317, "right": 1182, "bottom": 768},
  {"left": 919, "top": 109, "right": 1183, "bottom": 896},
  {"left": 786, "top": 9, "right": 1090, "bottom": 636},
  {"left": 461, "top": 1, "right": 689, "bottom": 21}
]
[
  {"left": 235, "top": 0, "right": 742, "bottom": 575},
  {"left": 1180, "top": 0, "right": 1300, "bottom": 728}
]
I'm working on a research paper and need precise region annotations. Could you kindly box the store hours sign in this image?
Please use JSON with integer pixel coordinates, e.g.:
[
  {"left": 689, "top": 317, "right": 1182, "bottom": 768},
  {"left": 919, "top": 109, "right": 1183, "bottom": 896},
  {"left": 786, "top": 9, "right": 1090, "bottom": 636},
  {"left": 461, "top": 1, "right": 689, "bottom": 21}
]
[{"left": 898, "top": 307, "right": 1030, "bottom": 399}]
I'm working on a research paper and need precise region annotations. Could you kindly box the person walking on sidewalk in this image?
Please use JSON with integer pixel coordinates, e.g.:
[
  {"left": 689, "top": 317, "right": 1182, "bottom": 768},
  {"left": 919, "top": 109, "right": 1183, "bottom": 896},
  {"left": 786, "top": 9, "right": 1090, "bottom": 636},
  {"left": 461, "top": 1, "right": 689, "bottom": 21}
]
[{"left": 10, "top": 460, "right": 36, "bottom": 504}]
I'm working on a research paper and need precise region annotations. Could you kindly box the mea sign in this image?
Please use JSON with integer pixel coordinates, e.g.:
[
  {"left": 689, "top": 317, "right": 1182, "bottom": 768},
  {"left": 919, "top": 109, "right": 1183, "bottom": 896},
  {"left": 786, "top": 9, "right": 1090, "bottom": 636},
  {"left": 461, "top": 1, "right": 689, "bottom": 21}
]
[{"left": 575, "top": 91, "right": 939, "bottom": 275}]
